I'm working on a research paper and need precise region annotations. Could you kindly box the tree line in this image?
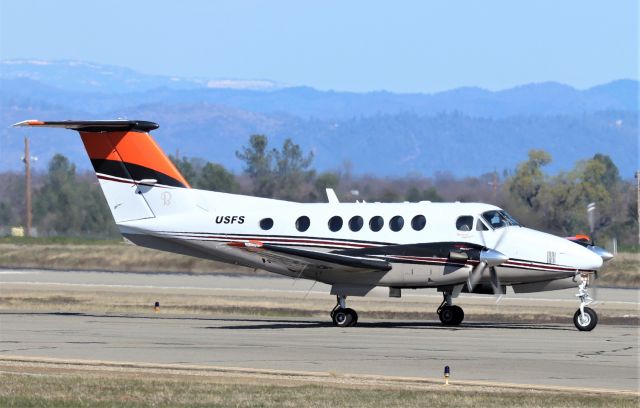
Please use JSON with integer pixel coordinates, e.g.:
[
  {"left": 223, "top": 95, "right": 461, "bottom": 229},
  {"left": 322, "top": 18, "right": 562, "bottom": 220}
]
[{"left": 0, "top": 134, "right": 637, "bottom": 247}]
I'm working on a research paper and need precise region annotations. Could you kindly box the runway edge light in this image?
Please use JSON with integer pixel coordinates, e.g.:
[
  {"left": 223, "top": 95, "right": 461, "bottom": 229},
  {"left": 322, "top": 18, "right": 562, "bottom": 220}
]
[{"left": 444, "top": 365, "right": 450, "bottom": 385}]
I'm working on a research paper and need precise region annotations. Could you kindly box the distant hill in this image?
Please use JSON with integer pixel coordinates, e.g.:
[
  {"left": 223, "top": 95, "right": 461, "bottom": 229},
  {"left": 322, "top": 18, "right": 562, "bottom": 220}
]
[
  {"left": 1, "top": 60, "right": 637, "bottom": 177},
  {"left": 0, "top": 59, "right": 281, "bottom": 92}
]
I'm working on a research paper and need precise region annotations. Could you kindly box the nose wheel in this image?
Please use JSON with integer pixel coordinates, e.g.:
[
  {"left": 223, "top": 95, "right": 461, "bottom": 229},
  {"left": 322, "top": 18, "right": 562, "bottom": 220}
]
[
  {"left": 330, "top": 295, "right": 358, "bottom": 327},
  {"left": 574, "top": 274, "right": 598, "bottom": 331},
  {"left": 574, "top": 307, "right": 597, "bottom": 331}
]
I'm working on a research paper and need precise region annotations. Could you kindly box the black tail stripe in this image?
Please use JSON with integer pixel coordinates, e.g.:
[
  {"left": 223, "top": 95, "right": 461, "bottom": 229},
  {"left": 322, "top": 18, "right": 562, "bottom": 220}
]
[{"left": 91, "top": 159, "right": 187, "bottom": 188}]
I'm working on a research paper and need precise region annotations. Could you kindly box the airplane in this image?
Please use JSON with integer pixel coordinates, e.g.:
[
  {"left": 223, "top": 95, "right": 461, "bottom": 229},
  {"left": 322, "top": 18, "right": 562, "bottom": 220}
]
[{"left": 13, "top": 119, "right": 614, "bottom": 331}]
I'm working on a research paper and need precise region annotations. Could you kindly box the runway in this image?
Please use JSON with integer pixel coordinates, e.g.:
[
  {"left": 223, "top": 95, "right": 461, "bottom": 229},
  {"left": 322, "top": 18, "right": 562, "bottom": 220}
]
[
  {"left": 0, "top": 269, "right": 638, "bottom": 392},
  {"left": 1, "top": 268, "right": 638, "bottom": 302},
  {"left": 0, "top": 311, "right": 637, "bottom": 391}
]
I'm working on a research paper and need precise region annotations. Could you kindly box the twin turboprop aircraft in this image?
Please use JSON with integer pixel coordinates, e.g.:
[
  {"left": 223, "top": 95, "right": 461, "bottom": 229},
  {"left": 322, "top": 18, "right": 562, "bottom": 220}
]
[{"left": 14, "top": 119, "right": 614, "bottom": 331}]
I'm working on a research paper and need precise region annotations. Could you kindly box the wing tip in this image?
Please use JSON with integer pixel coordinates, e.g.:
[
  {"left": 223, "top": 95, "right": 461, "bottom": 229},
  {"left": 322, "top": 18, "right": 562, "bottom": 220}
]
[{"left": 12, "top": 120, "right": 44, "bottom": 127}]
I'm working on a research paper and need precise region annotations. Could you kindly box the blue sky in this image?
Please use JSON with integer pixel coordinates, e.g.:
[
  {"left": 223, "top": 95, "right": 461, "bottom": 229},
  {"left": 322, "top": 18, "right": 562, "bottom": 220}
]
[{"left": 0, "top": 0, "right": 637, "bottom": 93}]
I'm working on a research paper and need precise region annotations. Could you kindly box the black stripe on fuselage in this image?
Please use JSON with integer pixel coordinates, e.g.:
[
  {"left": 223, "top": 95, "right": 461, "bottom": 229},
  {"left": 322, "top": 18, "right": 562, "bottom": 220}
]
[
  {"left": 91, "top": 159, "right": 187, "bottom": 188},
  {"left": 337, "top": 241, "right": 483, "bottom": 259},
  {"left": 156, "top": 231, "right": 592, "bottom": 273},
  {"left": 158, "top": 231, "right": 395, "bottom": 247}
]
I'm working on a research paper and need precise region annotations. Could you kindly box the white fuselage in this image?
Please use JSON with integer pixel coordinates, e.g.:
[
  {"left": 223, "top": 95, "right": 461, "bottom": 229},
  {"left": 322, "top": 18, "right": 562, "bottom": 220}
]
[{"left": 119, "top": 186, "right": 603, "bottom": 292}]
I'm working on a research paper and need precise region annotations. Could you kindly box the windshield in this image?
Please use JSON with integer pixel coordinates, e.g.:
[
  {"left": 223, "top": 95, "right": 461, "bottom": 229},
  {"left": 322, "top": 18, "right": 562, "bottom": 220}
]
[{"left": 481, "top": 210, "right": 521, "bottom": 229}]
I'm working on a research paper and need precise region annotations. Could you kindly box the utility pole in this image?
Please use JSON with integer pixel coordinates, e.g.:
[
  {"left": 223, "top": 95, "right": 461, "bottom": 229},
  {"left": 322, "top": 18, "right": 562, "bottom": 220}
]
[
  {"left": 636, "top": 171, "right": 640, "bottom": 245},
  {"left": 23, "top": 137, "right": 32, "bottom": 237},
  {"left": 492, "top": 171, "right": 498, "bottom": 203}
]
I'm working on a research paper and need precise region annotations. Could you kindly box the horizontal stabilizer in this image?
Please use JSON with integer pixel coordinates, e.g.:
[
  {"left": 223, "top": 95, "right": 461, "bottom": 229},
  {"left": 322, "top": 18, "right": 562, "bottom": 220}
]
[{"left": 12, "top": 120, "right": 159, "bottom": 133}]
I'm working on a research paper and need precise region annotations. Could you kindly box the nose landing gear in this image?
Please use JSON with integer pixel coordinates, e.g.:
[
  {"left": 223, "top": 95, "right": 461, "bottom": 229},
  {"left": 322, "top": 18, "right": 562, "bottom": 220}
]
[
  {"left": 574, "top": 274, "right": 598, "bottom": 331},
  {"left": 437, "top": 292, "right": 464, "bottom": 326},
  {"left": 330, "top": 295, "right": 358, "bottom": 327}
]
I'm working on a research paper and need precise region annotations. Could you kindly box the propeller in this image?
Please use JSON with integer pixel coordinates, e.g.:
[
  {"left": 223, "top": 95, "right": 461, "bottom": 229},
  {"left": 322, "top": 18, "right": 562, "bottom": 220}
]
[
  {"left": 467, "top": 248, "right": 509, "bottom": 292},
  {"left": 468, "top": 227, "right": 510, "bottom": 298}
]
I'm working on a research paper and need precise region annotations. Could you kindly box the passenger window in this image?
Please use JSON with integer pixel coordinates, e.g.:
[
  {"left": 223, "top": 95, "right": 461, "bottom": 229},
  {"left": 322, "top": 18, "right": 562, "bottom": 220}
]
[
  {"left": 456, "top": 216, "right": 473, "bottom": 231},
  {"left": 296, "top": 216, "right": 310, "bottom": 232},
  {"left": 328, "top": 216, "right": 343, "bottom": 232},
  {"left": 369, "top": 216, "right": 384, "bottom": 232},
  {"left": 349, "top": 216, "right": 364, "bottom": 232},
  {"left": 411, "top": 215, "right": 426, "bottom": 231},
  {"left": 260, "top": 218, "right": 274, "bottom": 230},
  {"left": 389, "top": 215, "right": 404, "bottom": 232},
  {"left": 476, "top": 219, "right": 488, "bottom": 231}
]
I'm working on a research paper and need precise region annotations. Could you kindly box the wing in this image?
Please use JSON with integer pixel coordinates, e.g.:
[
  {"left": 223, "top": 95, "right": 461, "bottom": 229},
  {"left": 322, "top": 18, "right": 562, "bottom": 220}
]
[{"left": 229, "top": 241, "right": 392, "bottom": 275}]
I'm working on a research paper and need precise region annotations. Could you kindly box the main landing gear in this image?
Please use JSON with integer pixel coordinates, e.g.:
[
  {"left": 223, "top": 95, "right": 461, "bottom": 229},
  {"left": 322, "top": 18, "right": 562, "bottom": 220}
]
[
  {"left": 330, "top": 295, "right": 358, "bottom": 327},
  {"left": 574, "top": 274, "right": 598, "bottom": 331},
  {"left": 438, "top": 291, "right": 464, "bottom": 326}
]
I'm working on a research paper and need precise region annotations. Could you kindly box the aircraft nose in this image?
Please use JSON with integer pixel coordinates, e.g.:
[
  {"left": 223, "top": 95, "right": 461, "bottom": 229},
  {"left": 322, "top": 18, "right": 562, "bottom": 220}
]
[{"left": 576, "top": 244, "right": 603, "bottom": 271}]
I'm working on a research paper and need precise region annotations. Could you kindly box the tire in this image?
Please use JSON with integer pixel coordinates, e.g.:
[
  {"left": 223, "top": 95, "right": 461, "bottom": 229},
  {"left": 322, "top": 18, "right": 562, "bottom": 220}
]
[
  {"left": 344, "top": 308, "right": 358, "bottom": 327},
  {"left": 439, "top": 306, "right": 460, "bottom": 326},
  {"left": 451, "top": 305, "right": 464, "bottom": 325},
  {"left": 332, "top": 308, "right": 353, "bottom": 327},
  {"left": 573, "top": 307, "right": 598, "bottom": 331}
]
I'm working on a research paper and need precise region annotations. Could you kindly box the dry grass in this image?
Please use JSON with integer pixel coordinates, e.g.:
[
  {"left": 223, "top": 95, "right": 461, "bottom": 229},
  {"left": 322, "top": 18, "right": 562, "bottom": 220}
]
[
  {"left": 599, "top": 252, "right": 640, "bottom": 287},
  {"left": 0, "top": 363, "right": 637, "bottom": 408},
  {"left": 0, "top": 242, "right": 257, "bottom": 274}
]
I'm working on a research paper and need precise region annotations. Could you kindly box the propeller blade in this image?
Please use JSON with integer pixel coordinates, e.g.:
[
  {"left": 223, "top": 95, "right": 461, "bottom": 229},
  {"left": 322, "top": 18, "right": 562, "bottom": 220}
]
[
  {"left": 478, "top": 223, "right": 487, "bottom": 248},
  {"left": 467, "top": 261, "right": 486, "bottom": 292},
  {"left": 489, "top": 266, "right": 501, "bottom": 298},
  {"left": 493, "top": 227, "right": 509, "bottom": 250},
  {"left": 587, "top": 202, "right": 596, "bottom": 234}
]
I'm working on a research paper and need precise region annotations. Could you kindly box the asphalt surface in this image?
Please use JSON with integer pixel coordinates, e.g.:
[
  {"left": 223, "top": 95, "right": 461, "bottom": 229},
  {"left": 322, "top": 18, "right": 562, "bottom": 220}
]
[
  {"left": 1, "top": 268, "right": 638, "bottom": 302},
  {"left": 0, "top": 269, "right": 638, "bottom": 391},
  {"left": 0, "top": 311, "right": 638, "bottom": 391}
]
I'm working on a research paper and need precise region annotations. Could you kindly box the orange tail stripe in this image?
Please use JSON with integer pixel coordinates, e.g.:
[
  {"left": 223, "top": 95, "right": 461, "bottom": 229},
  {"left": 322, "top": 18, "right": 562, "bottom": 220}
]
[{"left": 80, "top": 131, "right": 190, "bottom": 188}]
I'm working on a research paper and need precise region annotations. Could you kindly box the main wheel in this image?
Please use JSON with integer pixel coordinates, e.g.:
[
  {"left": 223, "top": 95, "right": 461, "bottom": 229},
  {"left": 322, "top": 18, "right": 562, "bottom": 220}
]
[
  {"left": 332, "top": 308, "right": 354, "bottom": 327},
  {"left": 344, "top": 308, "right": 358, "bottom": 326},
  {"left": 439, "top": 305, "right": 463, "bottom": 326},
  {"left": 573, "top": 307, "right": 598, "bottom": 331},
  {"left": 451, "top": 305, "right": 464, "bottom": 325}
]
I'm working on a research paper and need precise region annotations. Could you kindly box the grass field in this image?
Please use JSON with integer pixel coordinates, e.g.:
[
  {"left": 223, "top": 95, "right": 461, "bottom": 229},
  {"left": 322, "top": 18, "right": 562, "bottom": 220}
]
[
  {"left": 0, "top": 239, "right": 638, "bottom": 287},
  {"left": 1, "top": 361, "right": 637, "bottom": 408},
  {"left": 0, "top": 241, "right": 256, "bottom": 274}
]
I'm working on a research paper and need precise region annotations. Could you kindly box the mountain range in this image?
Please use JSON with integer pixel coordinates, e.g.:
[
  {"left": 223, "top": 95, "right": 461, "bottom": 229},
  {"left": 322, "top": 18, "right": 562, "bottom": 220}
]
[{"left": 1, "top": 59, "right": 637, "bottom": 177}]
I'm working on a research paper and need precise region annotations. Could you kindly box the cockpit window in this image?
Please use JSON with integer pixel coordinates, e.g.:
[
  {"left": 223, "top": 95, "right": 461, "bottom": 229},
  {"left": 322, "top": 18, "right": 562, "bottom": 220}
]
[
  {"left": 481, "top": 210, "right": 520, "bottom": 229},
  {"left": 456, "top": 216, "right": 474, "bottom": 231}
]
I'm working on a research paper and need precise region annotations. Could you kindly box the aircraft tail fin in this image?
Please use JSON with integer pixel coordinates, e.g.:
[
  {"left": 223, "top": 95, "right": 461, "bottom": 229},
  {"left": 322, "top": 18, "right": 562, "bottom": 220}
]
[{"left": 13, "top": 120, "right": 193, "bottom": 224}]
